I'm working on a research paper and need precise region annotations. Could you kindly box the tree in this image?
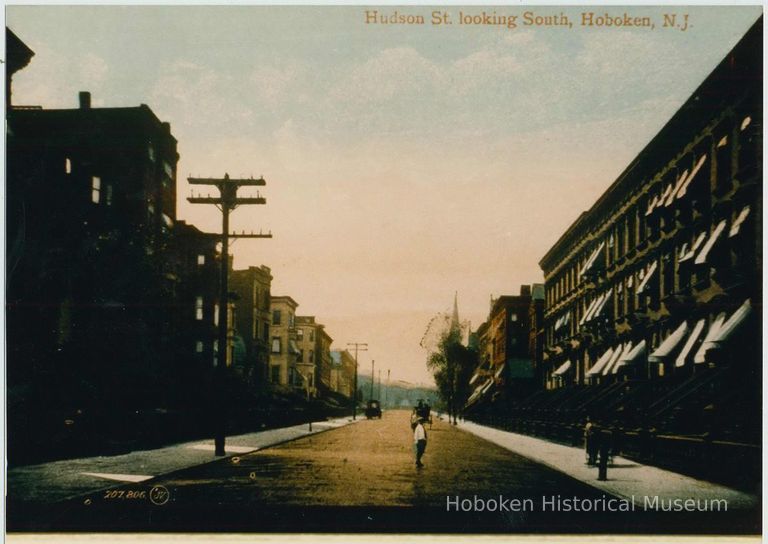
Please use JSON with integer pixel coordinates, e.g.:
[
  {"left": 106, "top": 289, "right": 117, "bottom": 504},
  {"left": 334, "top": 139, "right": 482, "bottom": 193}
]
[{"left": 426, "top": 327, "right": 477, "bottom": 425}]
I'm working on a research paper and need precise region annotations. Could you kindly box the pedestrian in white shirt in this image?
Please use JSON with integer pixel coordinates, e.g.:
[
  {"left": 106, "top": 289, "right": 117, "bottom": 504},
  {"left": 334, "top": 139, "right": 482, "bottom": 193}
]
[{"left": 413, "top": 418, "right": 427, "bottom": 468}]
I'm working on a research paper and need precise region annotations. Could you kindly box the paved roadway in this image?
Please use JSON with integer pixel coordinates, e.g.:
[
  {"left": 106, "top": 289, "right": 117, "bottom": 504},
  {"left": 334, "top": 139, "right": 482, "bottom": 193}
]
[{"left": 8, "top": 410, "right": 758, "bottom": 534}]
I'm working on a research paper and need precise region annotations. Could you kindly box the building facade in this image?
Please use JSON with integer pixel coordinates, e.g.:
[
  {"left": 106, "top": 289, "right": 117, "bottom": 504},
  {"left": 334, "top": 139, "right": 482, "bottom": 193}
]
[
  {"left": 330, "top": 349, "right": 357, "bottom": 398},
  {"left": 7, "top": 90, "right": 190, "bottom": 393},
  {"left": 466, "top": 286, "right": 536, "bottom": 411},
  {"left": 538, "top": 19, "right": 760, "bottom": 443},
  {"left": 230, "top": 265, "right": 273, "bottom": 386},
  {"left": 268, "top": 296, "right": 300, "bottom": 388},
  {"left": 295, "top": 315, "right": 331, "bottom": 398}
]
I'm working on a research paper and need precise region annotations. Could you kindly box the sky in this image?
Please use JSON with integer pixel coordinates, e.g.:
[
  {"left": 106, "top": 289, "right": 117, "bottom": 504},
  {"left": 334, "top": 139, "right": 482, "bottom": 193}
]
[{"left": 6, "top": 5, "right": 762, "bottom": 385}]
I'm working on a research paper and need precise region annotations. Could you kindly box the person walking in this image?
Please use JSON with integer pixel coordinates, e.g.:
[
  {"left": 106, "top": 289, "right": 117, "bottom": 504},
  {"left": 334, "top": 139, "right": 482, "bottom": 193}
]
[
  {"left": 584, "top": 416, "right": 598, "bottom": 466},
  {"left": 414, "top": 417, "right": 428, "bottom": 468}
]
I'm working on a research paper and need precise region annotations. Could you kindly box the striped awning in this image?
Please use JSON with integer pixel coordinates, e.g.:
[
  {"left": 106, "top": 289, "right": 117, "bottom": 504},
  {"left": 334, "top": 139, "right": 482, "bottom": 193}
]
[
  {"left": 675, "top": 319, "right": 706, "bottom": 368},
  {"left": 695, "top": 300, "right": 752, "bottom": 364},
  {"left": 553, "top": 360, "right": 572, "bottom": 376},
  {"left": 694, "top": 220, "right": 727, "bottom": 265},
  {"left": 603, "top": 342, "right": 630, "bottom": 376},
  {"left": 693, "top": 313, "right": 727, "bottom": 364},
  {"left": 649, "top": 321, "right": 689, "bottom": 363},
  {"left": 586, "top": 347, "right": 614, "bottom": 377}
]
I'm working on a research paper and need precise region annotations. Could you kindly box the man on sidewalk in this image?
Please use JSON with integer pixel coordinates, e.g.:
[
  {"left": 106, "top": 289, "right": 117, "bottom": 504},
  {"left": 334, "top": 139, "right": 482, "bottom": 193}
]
[{"left": 414, "top": 417, "right": 428, "bottom": 468}]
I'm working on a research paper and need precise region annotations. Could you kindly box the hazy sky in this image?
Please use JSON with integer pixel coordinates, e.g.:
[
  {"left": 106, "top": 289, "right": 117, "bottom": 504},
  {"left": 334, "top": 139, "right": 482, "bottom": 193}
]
[{"left": 7, "top": 5, "right": 761, "bottom": 385}]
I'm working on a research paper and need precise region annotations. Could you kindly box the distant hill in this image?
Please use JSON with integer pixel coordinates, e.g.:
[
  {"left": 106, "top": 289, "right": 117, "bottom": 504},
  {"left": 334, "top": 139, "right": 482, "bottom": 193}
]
[{"left": 356, "top": 375, "right": 437, "bottom": 409}]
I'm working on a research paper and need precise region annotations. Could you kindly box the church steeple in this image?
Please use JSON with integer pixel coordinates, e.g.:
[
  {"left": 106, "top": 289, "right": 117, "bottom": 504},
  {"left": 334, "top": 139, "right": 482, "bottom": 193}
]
[{"left": 450, "top": 291, "right": 460, "bottom": 333}]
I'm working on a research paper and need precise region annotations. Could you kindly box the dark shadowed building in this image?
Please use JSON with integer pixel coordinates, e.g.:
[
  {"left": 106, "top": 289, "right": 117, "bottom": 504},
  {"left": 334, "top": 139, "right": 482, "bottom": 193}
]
[
  {"left": 529, "top": 17, "right": 761, "bottom": 484},
  {"left": 6, "top": 77, "right": 221, "bottom": 461}
]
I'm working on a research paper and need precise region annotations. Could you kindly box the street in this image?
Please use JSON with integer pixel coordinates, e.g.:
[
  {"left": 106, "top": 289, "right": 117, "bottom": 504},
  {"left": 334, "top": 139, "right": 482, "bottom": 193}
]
[{"left": 7, "top": 410, "right": 758, "bottom": 534}]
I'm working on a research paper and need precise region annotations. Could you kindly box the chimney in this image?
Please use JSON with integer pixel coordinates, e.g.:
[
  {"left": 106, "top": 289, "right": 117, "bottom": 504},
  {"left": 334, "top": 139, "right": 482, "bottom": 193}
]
[
  {"left": 520, "top": 285, "right": 531, "bottom": 297},
  {"left": 79, "top": 91, "right": 91, "bottom": 109},
  {"left": 162, "top": 122, "right": 171, "bottom": 133}
]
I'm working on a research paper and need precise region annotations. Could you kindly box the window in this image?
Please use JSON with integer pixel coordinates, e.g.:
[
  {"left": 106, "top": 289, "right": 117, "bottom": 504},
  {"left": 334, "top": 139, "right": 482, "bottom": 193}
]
[
  {"left": 289, "top": 313, "right": 295, "bottom": 328},
  {"left": 213, "top": 340, "right": 219, "bottom": 367},
  {"left": 662, "top": 252, "right": 674, "bottom": 298},
  {"left": 148, "top": 145, "right": 155, "bottom": 162},
  {"left": 263, "top": 323, "right": 269, "bottom": 343},
  {"left": 214, "top": 304, "right": 219, "bottom": 326},
  {"left": 91, "top": 176, "right": 101, "bottom": 203},
  {"left": 738, "top": 114, "right": 758, "bottom": 177},
  {"left": 627, "top": 209, "right": 637, "bottom": 249},
  {"left": 105, "top": 184, "right": 113, "bottom": 206},
  {"left": 65, "top": 158, "right": 72, "bottom": 174},
  {"left": 196, "top": 341, "right": 204, "bottom": 353},
  {"left": 253, "top": 318, "right": 259, "bottom": 340},
  {"left": 617, "top": 282, "right": 625, "bottom": 317},
  {"left": 162, "top": 214, "right": 174, "bottom": 228},
  {"left": 617, "top": 220, "right": 625, "bottom": 256},
  {"left": 309, "top": 330, "right": 314, "bottom": 342},
  {"left": 271, "top": 337, "right": 282, "bottom": 354},
  {"left": 162, "top": 161, "right": 173, "bottom": 178},
  {"left": 715, "top": 133, "right": 732, "bottom": 195},
  {"left": 195, "top": 297, "right": 203, "bottom": 320},
  {"left": 271, "top": 365, "right": 281, "bottom": 384},
  {"left": 297, "top": 328, "right": 304, "bottom": 341},
  {"left": 510, "top": 313, "right": 518, "bottom": 322},
  {"left": 309, "top": 350, "right": 314, "bottom": 363},
  {"left": 197, "top": 254, "right": 205, "bottom": 266},
  {"left": 272, "top": 310, "right": 282, "bottom": 325}
]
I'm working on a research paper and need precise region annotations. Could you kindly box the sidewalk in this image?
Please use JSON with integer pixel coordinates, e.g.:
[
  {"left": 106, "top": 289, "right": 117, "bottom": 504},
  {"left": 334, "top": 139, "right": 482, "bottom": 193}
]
[
  {"left": 456, "top": 419, "right": 758, "bottom": 510},
  {"left": 7, "top": 416, "right": 359, "bottom": 504}
]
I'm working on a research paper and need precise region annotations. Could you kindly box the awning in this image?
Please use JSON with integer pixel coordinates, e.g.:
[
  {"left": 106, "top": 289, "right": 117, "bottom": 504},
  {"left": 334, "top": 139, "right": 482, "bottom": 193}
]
[
  {"left": 645, "top": 194, "right": 660, "bottom": 216},
  {"left": 695, "top": 300, "right": 752, "bottom": 363},
  {"left": 636, "top": 261, "right": 658, "bottom": 294},
  {"left": 591, "top": 288, "right": 613, "bottom": 320},
  {"left": 466, "top": 379, "right": 492, "bottom": 406},
  {"left": 603, "top": 342, "right": 630, "bottom": 375},
  {"left": 583, "top": 293, "right": 605, "bottom": 323},
  {"left": 657, "top": 184, "right": 673, "bottom": 208},
  {"left": 580, "top": 242, "right": 605, "bottom": 277},
  {"left": 675, "top": 319, "right": 706, "bottom": 368},
  {"left": 676, "top": 154, "right": 707, "bottom": 200},
  {"left": 694, "top": 220, "right": 727, "bottom": 265},
  {"left": 579, "top": 297, "right": 600, "bottom": 326},
  {"left": 679, "top": 232, "right": 708, "bottom": 263},
  {"left": 649, "top": 321, "right": 689, "bottom": 363},
  {"left": 729, "top": 206, "right": 751, "bottom": 238},
  {"left": 555, "top": 312, "right": 570, "bottom": 331},
  {"left": 665, "top": 168, "right": 690, "bottom": 206},
  {"left": 553, "top": 360, "right": 572, "bottom": 376},
  {"left": 586, "top": 347, "right": 614, "bottom": 377},
  {"left": 481, "top": 380, "right": 494, "bottom": 395},
  {"left": 613, "top": 340, "right": 646, "bottom": 374},
  {"left": 693, "top": 313, "right": 727, "bottom": 364}
]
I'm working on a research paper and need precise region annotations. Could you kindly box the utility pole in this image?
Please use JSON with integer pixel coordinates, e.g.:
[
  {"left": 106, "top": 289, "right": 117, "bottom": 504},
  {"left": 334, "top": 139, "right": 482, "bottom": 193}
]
[
  {"left": 377, "top": 369, "right": 381, "bottom": 401},
  {"left": 385, "top": 369, "right": 390, "bottom": 408},
  {"left": 188, "top": 173, "right": 272, "bottom": 456},
  {"left": 370, "top": 359, "right": 375, "bottom": 400},
  {"left": 347, "top": 342, "right": 367, "bottom": 420}
]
